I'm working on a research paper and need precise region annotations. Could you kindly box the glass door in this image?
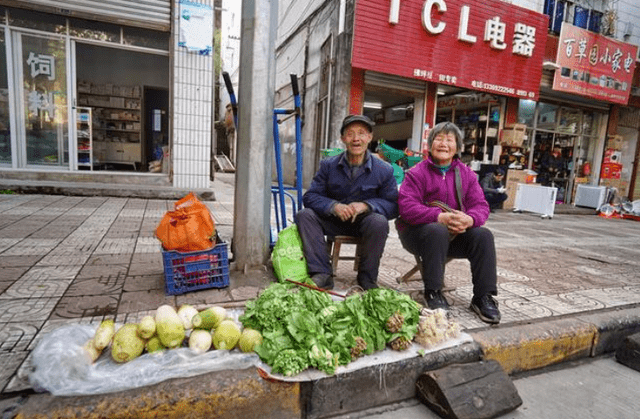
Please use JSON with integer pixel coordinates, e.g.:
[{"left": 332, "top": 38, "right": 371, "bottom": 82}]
[
  {"left": 0, "top": 29, "right": 11, "bottom": 165},
  {"left": 13, "top": 31, "right": 69, "bottom": 167}
]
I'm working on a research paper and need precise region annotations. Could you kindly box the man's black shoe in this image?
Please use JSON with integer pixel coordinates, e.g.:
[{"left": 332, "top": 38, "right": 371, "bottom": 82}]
[
  {"left": 424, "top": 289, "right": 450, "bottom": 310},
  {"left": 311, "top": 273, "right": 334, "bottom": 290},
  {"left": 470, "top": 294, "right": 501, "bottom": 324}
]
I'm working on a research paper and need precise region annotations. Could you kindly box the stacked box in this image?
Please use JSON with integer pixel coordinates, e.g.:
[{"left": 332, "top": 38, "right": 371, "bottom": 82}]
[{"left": 501, "top": 124, "right": 527, "bottom": 147}]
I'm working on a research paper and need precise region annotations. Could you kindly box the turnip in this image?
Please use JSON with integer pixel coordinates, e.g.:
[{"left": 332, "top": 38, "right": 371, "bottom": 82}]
[
  {"left": 213, "top": 320, "right": 241, "bottom": 350},
  {"left": 155, "top": 305, "right": 185, "bottom": 348},
  {"left": 137, "top": 315, "right": 156, "bottom": 339},
  {"left": 188, "top": 329, "right": 213, "bottom": 354},
  {"left": 177, "top": 304, "right": 199, "bottom": 330},
  {"left": 111, "top": 324, "right": 146, "bottom": 363}
]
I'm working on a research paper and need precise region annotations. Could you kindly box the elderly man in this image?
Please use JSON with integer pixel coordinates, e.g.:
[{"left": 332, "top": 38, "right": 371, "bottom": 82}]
[{"left": 295, "top": 114, "right": 398, "bottom": 290}]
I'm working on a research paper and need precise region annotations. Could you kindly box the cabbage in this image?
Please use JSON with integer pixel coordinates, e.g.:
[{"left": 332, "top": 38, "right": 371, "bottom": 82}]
[
  {"left": 155, "top": 305, "right": 185, "bottom": 348},
  {"left": 111, "top": 324, "right": 146, "bottom": 363},
  {"left": 188, "top": 329, "right": 213, "bottom": 354},
  {"left": 213, "top": 320, "right": 241, "bottom": 350}
]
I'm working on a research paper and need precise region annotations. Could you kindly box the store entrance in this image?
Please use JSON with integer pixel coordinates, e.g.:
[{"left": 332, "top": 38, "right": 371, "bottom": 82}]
[
  {"left": 143, "top": 87, "right": 169, "bottom": 172},
  {"left": 75, "top": 43, "right": 169, "bottom": 173},
  {"left": 362, "top": 91, "right": 417, "bottom": 152},
  {"left": 532, "top": 131, "right": 575, "bottom": 202},
  {"left": 436, "top": 90, "right": 502, "bottom": 164}
]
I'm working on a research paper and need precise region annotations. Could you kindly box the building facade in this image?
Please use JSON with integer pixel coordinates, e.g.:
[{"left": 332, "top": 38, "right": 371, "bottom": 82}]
[
  {"left": 0, "top": 0, "right": 216, "bottom": 190},
  {"left": 273, "top": 0, "right": 640, "bottom": 203}
]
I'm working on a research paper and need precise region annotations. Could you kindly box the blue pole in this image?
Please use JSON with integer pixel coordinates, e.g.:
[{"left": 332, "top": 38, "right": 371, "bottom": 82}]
[
  {"left": 272, "top": 112, "right": 287, "bottom": 229},
  {"left": 291, "top": 74, "right": 303, "bottom": 211}
]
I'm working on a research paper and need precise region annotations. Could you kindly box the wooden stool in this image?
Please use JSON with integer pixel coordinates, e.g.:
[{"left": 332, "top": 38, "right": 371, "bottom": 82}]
[
  {"left": 397, "top": 254, "right": 456, "bottom": 292},
  {"left": 326, "top": 235, "right": 362, "bottom": 273}
]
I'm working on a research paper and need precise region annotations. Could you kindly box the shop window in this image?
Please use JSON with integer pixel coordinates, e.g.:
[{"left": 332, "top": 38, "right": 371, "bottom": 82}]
[
  {"left": 0, "top": 7, "right": 5, "bottom": 25},
  {"left": 543, "top": 0, "right": 566, "bottom": 34},
  {"left": 574, "top": 6, "right": 589, "bottom": 29},
  {"left": 518, "top": 99, "right": 536, "bottom": 126},
  {"left": 123, "top": 27, "right": 170, "bottom": 51},
  {"left": 7, "top": 8, "right": 66, "bottom": 34},
  {"left": 537, "top": 103, "right": 558, "bottom": 130},
  {"left": 573, "top": 6, "right": 603, "bottom": 34},
  {"left": 588, "top": 11, "right": 603, "bottom": 34},
  {"left": 69, "top": 18, "right": 120, "bottom": 43}
]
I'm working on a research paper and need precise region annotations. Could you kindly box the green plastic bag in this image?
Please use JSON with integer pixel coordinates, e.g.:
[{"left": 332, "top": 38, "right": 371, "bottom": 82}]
[{"left": 271, "top": 225, "right": 309, "bottom": 282}]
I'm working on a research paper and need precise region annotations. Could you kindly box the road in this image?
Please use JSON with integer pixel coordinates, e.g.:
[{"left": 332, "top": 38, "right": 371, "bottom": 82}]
[{"left": 333, "top": 355, "right": 640, "bottom": 419}]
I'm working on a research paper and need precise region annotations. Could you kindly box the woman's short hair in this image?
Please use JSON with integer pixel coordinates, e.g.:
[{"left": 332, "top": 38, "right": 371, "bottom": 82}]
[{"left": 427, "top": 121, "right": 464, "bottom": 158}]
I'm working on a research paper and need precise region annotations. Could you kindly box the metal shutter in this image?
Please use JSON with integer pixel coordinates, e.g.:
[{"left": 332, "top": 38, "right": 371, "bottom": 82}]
[
  {"left": 364, "top": 71, "right": 427, "bottom": 94},
  {"left": 8, "top": 0, "right": 172, "bottom": 31}
]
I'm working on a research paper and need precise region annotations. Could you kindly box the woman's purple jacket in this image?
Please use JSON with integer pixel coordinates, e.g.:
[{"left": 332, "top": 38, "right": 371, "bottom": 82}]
[{"left": 396, "top": 157, "right": 490, "bottom": 231}]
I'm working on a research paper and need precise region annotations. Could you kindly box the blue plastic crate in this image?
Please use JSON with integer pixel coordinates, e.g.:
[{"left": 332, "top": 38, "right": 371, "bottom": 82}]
[{"left": 162, "top": 242, "right": 230, "bottom": 295}]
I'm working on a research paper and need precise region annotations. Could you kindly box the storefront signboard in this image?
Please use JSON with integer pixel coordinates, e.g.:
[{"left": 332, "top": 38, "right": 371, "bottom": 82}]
[
  {"left": 352, "top": 0, "right": 549, "bottom": 100},
  {"left": 552, "top": 23, "right": 638, "bottom": 105}
]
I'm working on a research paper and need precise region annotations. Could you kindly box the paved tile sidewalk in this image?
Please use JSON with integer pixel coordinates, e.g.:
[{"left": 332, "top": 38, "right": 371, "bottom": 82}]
[{"left": 1, "top": 173, "right": 639, "bottom": 395}]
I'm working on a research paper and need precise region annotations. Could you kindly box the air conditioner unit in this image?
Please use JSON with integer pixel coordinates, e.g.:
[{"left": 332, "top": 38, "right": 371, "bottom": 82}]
[{"left": 574, "top": 185, "right": 607, "bottom": 209}]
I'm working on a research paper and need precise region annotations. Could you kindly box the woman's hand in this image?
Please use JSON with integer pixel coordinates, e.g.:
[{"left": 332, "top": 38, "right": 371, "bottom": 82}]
[{"left": 437, "top": 210, "right": 473, "bottom": 234}]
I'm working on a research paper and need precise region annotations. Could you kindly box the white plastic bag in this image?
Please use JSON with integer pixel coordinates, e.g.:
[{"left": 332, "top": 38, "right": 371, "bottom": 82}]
[{"left": 29, "top": 323, "right": 261, "bottom": 396}]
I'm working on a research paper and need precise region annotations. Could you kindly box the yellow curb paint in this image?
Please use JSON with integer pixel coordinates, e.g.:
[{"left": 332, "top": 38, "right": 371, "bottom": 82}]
[
  {"left": 472, "top": 323, "right": 598, "bottom": 375},
  {"left": 15, "top": 378, "right": 301, "bottom": 419}
]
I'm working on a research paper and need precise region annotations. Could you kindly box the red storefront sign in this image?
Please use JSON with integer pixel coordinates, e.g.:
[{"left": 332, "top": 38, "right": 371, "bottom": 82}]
[
  {"left": 553, "top": 23, "right": 638, "bottom": 105},
  {"left": 352, "top": 0, "right": 549, "bottom": 100}
]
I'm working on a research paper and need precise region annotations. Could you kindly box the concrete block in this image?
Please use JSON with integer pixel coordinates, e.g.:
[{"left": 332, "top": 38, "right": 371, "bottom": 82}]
[
  {"left": 576, "top": 307, "right": 640, "bottom": 356},
  {"left": 301, "top": 342, "right": 482, "bottom": 419},
  {"left": 616, "top": 332, "right": 640, "bottom": 372}
]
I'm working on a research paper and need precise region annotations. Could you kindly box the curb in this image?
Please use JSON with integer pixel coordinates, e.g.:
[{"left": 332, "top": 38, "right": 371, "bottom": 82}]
[
  {"left": 8, "top": 308, "right": 640, "bottom": 419},
  {"left": 0, "top": 180, "right": 215, "bottom": 201},
  {"left": 470, "top": 305, "right": 640, "bottom": 375}
]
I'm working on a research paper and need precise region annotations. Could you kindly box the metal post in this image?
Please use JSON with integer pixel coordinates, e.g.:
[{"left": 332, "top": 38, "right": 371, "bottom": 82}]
[{"left": 233, "top": 0, "right": 278, "bottom": 269}]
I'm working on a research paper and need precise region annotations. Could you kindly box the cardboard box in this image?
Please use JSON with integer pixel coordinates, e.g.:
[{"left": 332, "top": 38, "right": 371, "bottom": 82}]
[
  {"left": 501, "top": 124, "right": 527, "bottom": 147},
  {"left": 503, "top": 169, "right": 537, "bottom": 209},
  {"left": 507, "top": 169, "right": 537, "bottom": 184},
  {"left": 607, "top": 135, "right": 623, "bottom": 151}
]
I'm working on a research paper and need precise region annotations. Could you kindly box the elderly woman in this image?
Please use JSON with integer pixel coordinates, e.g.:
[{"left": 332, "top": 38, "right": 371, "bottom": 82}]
[{"left": 396, "top": 121, "right": 500, "bottom": 324}]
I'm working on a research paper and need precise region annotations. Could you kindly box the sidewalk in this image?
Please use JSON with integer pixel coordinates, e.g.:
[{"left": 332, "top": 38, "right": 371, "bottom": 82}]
[{"left": 1, "top": 173, "right": 640, "bottom": 417}]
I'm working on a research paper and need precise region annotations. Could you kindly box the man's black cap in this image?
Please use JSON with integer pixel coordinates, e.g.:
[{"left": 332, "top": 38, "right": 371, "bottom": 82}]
[{"left": 340, "top": 114, "right": 375, "bottom": 135}]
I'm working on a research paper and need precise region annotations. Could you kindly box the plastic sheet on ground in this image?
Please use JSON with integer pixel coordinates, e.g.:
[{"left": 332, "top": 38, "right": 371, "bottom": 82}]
[
  {"left": 29, "top": 312, "right": 473, "bottom": 395},
  {"left": 256, "top": 332, "right": 474, "bottom": 382},
  {"left": 28, "top": 324, "right": 262, "bottom": 397}
]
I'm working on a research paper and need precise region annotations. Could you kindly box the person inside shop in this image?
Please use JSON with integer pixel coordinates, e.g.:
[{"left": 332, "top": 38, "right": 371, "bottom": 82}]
[
  {"left": 480, "top": 168, "right": 508, "bottom": 212},
  {"left": 539, "top": 146, "right": 567, "bottom": 186},
  {"left": 396, "top": 121, "right": 501, "bottom": 324},
  {"left": 295, "top": 114, "right": 399, "bottom": 291}
]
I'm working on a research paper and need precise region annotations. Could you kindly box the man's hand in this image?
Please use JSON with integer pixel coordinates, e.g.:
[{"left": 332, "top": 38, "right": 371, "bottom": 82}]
[
  {"left": 437, "top": 210, "right": 473, "bottom": 234},
  {"left": 333, "top": 202, "right": 370, "bottom": 222}
]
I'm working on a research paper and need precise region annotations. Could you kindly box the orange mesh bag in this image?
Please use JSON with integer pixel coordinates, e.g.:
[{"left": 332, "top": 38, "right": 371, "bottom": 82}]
[{"left": 155, "top": 192, "right": 216, "bottom": 251}]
